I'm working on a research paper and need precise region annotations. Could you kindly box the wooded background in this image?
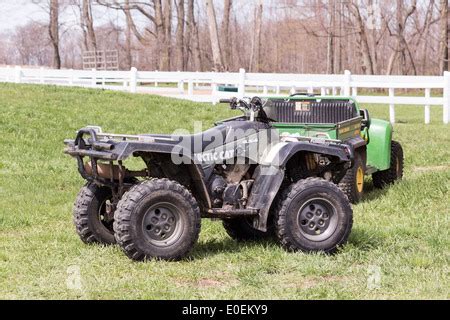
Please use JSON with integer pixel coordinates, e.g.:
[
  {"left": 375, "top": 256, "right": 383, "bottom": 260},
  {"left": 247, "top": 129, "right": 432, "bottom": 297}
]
[{"left": 0, "top": 0, "right": 449, "bottom": 75}]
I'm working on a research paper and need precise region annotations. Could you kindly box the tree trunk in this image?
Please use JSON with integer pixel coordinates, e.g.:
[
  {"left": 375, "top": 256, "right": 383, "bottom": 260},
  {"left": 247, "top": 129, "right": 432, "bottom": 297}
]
[
  {"left": 221, "top": 0, "right": 232, "bottom": 70},
  {"left": 162, "top": 0, "right": 172, "bottom": 70},
  {"left": 250, "top": 0, "right": 263, "bottom": 72},
  {"left": 49, "top": 0, "right": 61, "bottom": 69},
  {"left": 347, "top": 3, "right": 374, "bottom": 75},
  {"left": 154, "top": 0, "right": 171, "bottom": 70},
  {"left": 175, "top": 0, "right": 185, "bottom": 71},
  {"left": 82, "top": 0, "right": 96, "bottom": 52},
  {"left": 326, "top": 0, "right": 335, "bottom": 74},
  {"left": 205, "top": 0, "right": 224, "bottom": 71},
  {"left": 185, "top": 0, "right": 201, "bottom": 70},
  {"left": 439, "top": 0, "right": 449, "bottom": 74},
  {"left": 123, "top": 0, "right": 133, "bottom": 69}
]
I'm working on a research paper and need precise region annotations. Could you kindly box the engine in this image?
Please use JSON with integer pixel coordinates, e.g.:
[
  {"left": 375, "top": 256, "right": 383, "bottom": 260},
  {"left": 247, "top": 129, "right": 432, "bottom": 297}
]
[{"left": 208, "top": 163, "right": 254, "bottom": 209}]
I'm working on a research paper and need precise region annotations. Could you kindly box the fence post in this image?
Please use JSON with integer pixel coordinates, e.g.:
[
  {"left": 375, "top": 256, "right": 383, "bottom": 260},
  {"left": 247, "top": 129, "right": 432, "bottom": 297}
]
[
  {"left": 91, "top": 68, "right": 96, "bottom": 87},
  {"left": 444, "top": 72, "right": 450, "bottom": 124},
  {"left": 389, "top": 87, "right": 395, "bottom": 124},
  {"left": 154, "top": 70, "right": 158, "bottom": 87},
  {"left": 343, "top": 70, "right": 351, "bottom": 96},
  {"left": 320, "top": 87, "right": 326, "bottom": 96},
  {"left": 424, "top": 88, "right": 431, "bottom": 124},
  {"left": 40, "top": 67, "right": 45, "bottom": 84},
  {"left": 188, "top": 79, "right": 194, "bottom": 97},
  {"left": 238, "top": 68, "right": 246, "bottom": 98},
  {"left": 14, "top": 66, "right": 22, "bottom": 83},
  {"left": 211, "top": 81, "right": 218, "bottom": 105},
  {"left": 290, "top": 86, "right": 296, "bottom": 95},
  {"left": 69, "top": 69, "right": 74, "bottom": 85},
  {"left": 130, "top": 67, "right": 137, "bottom": 93},
  {"left": 351, "top": 87, "right": 358, "bottom": 97}
]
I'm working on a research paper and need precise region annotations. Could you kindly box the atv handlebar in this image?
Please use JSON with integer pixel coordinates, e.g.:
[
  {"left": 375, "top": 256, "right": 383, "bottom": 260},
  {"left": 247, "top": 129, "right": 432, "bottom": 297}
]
[{"left": 219, "top": 97, "right": 263, "bottom": 113}]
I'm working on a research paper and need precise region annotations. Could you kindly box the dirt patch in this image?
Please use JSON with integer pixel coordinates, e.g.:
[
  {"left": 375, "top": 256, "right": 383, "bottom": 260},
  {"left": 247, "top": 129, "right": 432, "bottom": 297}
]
[
  {"left": 279, "top": 274, "right": 350, "bottom": 290},
  {"left": 174, "top": 272, "right": 238, "bottom": 289},
  {"left": 197, "top": 279, "right": 224, "bottom": 288}
]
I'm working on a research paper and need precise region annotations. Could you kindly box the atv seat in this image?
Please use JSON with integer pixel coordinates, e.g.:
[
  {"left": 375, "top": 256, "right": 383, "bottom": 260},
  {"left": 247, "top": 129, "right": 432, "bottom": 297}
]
[
  {"left": 264, "top": 99, "right": 358, "bottom": 124},
  {"left": 148, "top": 120, "right": 269, "bottom": 154}
]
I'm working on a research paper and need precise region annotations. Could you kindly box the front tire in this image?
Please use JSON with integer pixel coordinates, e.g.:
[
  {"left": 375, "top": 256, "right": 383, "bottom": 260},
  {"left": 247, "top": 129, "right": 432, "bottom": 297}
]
[
  {"left": 339, "top": 149, "right": 366, "bottom": 203},
  {"left": 114, "top": 179, "right": 201, "bottom": 261},
  {"left": 73, "top": 182, "right": 116, "bottom": 245},
  {"left": 275, "top": 178, "right": 353, "bottom": 254},
  {"left": 372, "top": 140, "right": 404, "bottom": 188}
]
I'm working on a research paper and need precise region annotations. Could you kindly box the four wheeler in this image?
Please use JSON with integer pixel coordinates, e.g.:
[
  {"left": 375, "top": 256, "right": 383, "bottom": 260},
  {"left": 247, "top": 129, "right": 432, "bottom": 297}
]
[{"left": 65, "top": 94, "right": 402, "bottom": 261}]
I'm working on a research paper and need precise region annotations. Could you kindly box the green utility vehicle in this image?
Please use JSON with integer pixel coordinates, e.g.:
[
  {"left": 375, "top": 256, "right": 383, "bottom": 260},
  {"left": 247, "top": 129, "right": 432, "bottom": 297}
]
[{"left": 264, "top": 93, "right": 404, "bottom": 203}]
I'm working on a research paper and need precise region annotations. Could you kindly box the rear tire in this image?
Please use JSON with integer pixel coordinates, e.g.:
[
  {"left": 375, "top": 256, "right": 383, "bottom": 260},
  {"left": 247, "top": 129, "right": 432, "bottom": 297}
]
[
  {"left": 274, "top": 178, "right": 353, "bottom": 254},
  {"left": 73, "top": 182, "right": 116, "bottom": 245},
  {"left": 339, "top": 149, "right": 366, "bottom": 203},
  {"left": 114, "top": 179, "right": 201, "bottom": 261},
  {"left": 372, "top": 140, "right": 404, "bottom": 188}
]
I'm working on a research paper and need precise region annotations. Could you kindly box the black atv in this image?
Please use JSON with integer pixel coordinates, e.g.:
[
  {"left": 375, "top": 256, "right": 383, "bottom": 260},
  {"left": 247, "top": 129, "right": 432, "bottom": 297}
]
[{"left": 65, "top": 96, "right": 359, "bottom": 261}]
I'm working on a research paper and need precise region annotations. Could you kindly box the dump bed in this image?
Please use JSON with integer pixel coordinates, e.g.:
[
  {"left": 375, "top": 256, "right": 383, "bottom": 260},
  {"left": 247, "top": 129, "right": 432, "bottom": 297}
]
[{"left": 264, "top": 96, "right": 362, "bottom": 141}]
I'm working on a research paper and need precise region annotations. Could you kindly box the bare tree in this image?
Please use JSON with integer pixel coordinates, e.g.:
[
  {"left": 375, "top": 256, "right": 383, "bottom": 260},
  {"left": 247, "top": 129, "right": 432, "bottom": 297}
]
[
  {"left": 221, "top": 0, "right": 232, "bottom": 70},
  {"left": 81, "top": 0, "right": 97, "bottom": 51},
  {"left": 438, "top": 0, "right": 449, "bottom": 73},
  {"left": 346, "top": 2, "right": 374, "bottom": 75},
  {"left": 154, "top": 0, "right": 172, "bottom": 70},
  {"left": 186, "top": 0, "right": 202, "bottom": 70},
  {"left": 4, "top": 0, "right": 447, "bottom": 75},
  {"left": 386, "top": 0, "right": 417, "bottom": 75},
  {"left": 326, "top": 0, "right": 336, "bottom": 74},
  {"left": 123, "top": 0, "right": 134, "bottom": 69},
  {"left": 205, "top": 0, "right": 224, "bottom": 71},
  {"left": 49, "top": 0, "right": 61, "bottom": 69},
  {"left": 175, "top": 0, "right": 185, "bottom": 71},
  {"left": 249, "top": 0, "right": 263, "bottom": 72}
]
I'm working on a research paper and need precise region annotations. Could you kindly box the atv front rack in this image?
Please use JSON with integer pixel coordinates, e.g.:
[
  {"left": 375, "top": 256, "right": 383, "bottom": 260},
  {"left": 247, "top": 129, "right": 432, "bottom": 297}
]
[{"left": 65, "top": 127, "right": 147, "bottom": 187}]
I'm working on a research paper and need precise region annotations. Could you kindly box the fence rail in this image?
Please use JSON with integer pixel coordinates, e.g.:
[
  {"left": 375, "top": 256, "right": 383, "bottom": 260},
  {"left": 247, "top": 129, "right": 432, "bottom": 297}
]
[{"left": 0, "top": 65, "right": 448, "bottom": 124}]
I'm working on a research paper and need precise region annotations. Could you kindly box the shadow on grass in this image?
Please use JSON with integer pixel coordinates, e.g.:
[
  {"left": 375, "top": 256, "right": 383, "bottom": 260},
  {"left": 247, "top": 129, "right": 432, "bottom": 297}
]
[
  {"left": 192, "top": 228, "right": 384, "bottom": 259},
  {"left": 360, "top": 179, "right": 389, "bottom": 203},
  {"left": 191, "top": 237, "right": 279, "bottom": 260},
  {"left": 347, "top": 228, "right": 384, "bottom": 251}
]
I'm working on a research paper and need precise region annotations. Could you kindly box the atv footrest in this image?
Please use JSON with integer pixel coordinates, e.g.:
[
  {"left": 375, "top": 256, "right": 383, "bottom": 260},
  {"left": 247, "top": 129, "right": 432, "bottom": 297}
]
[{"left": 206, "top": 208, "right": 259, "bottom": 218}]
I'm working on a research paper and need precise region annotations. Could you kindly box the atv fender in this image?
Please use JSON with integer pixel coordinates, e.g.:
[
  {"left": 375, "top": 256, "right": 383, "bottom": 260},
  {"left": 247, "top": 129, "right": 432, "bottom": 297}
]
[
  {"left": 248, "top": 141, "right": 354, "bottom": 232},
  {"left": 366, "top": 119, "right": 392, "bottom": 171},
  {"left": 246, "top": 165, "right": 285, "bottom": 232},
  {"left": 261, "top": 141, "right": 353, "bottom": 167}
]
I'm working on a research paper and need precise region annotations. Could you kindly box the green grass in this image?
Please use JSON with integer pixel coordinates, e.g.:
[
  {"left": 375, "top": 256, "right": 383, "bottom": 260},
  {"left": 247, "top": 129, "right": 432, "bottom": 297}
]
[{"left": 0, "top": 83, "right": 449, "bottom": 300}]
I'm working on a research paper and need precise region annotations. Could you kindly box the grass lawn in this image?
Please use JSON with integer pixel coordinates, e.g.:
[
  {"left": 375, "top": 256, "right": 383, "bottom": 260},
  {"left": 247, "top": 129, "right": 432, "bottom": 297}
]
[{"left": 0, "top": 83, "right": 448, "bottom": 299}]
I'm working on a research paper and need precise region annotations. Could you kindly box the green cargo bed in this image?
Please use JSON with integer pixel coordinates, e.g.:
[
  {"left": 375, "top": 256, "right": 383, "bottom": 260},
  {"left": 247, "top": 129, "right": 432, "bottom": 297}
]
[{"left": 272, "top": 116, "right": 363, "bottom": 141}]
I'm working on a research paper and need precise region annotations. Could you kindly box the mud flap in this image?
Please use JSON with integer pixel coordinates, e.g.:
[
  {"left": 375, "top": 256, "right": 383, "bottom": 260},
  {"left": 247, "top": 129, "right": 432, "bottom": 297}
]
[{"left": 246, "top": 165, "right": 285, "bottom": 232}]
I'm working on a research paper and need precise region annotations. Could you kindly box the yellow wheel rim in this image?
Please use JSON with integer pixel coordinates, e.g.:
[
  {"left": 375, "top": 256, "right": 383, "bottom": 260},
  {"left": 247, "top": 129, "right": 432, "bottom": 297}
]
[{"left": 356, "top": 167, "right": 364, "bottom": 193}]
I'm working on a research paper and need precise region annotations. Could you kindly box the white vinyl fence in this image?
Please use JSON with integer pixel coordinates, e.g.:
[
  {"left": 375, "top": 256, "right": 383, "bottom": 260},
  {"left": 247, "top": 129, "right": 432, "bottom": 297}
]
[{"left": 0, "top": 65, "right": 448, "bottom": 124}]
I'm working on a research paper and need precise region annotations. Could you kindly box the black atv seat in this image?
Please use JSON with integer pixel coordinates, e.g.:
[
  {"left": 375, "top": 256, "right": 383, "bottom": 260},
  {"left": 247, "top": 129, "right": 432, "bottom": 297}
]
[
  {"left": 148, "top": 120, "right": 269, "bottom": 154},
  {"left": 264, "top": 99, "right": 358, "bottom": 124}
]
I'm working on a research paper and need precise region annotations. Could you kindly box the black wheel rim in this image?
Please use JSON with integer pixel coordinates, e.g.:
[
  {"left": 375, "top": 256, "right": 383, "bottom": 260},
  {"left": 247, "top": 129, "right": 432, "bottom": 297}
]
[
  {"left": 142, "top": 202, "right": 184, "bottom": 247},
  {"left": 98, "top": 199, "right": 114, "bottom": 232},
  {"left": 297, "top": 198, "right": 338, "bottom": 241}
]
